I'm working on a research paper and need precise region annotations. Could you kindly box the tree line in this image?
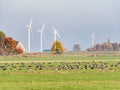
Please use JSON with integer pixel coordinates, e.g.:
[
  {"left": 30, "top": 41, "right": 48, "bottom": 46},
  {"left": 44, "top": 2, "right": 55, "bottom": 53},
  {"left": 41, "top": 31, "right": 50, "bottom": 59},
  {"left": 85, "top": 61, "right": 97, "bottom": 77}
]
[
  {"left": 0, "top": 30, "right": 65, "bottom": 55},
  {"left": 87, "top": 42, "right": 120, "bottom": 52}
]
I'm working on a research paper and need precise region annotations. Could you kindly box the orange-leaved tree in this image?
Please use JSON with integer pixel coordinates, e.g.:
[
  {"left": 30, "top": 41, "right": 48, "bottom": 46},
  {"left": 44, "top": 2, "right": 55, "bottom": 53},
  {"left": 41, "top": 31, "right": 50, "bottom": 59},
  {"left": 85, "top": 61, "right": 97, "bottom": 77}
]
[
  {"left": 1, "top": 37, "right": 16, "bottom": 51},
  {"left": 51, "top": 40, "right": 64, "bottom": 54}
]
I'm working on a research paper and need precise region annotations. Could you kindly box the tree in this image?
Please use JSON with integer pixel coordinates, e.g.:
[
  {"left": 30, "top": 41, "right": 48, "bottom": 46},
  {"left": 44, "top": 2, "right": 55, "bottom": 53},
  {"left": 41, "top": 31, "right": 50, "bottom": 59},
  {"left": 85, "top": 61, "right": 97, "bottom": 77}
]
[
  {"left": 95, "top": 44, "right": 102, "bottom": 51},
  {"left": 0, "top": 37, "right": 25, "bottom": 55},
  {"left": 51, "top": 40, "right": 64, "bottom": 54},
  {"left": 101, "top": 43, "right": 113, "bottom": 51},
  {"left": 0, "top": 31, "right": 6, "bottom": 41},
  {"left": 112, "top": 43, "right": 119, "bottom": 51},
  {"left": 0, "top": 37, "right": 16, "bottom": 51}
]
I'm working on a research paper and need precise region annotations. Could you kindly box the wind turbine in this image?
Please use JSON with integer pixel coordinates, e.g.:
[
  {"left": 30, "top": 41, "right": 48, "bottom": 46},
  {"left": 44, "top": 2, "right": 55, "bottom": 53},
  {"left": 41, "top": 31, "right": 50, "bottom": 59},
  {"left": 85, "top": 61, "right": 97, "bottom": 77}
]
[
  {"left": 91, "top": 32, "right": 95, "bottom": 47},
  {"left": 26, "top": 17, "right": 33, "bottom": 53},
  {"left": 52, "top": 26, "right": 61, "bottom": 41},
  {"left": 37, "top": 22, "right": 45, "bottom": 52}
]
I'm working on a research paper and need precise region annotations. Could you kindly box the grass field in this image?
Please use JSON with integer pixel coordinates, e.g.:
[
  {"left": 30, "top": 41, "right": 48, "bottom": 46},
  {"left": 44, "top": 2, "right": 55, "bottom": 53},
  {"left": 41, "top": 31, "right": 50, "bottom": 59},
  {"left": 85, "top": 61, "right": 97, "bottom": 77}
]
[
  {"left": 0, "top": 70, "right": 120, "bottom": 90},
  {"left": 0, "top": 52, "right": 120, "bottom": 90}
]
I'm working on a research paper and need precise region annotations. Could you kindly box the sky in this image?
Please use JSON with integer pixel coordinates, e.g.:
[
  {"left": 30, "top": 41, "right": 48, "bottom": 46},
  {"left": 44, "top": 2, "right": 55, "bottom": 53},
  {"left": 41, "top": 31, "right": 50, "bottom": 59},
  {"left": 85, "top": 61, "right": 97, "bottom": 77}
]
[{"left": 0, "top": 0, "right": 120, "bottom": 52}]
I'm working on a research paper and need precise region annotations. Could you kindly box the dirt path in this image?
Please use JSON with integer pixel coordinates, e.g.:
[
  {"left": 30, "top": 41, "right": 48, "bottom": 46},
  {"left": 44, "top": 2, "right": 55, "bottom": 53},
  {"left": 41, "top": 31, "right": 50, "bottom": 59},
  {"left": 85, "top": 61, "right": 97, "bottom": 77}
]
[{"left": 0, "top": 60, "right": 119, "bottom": 63}]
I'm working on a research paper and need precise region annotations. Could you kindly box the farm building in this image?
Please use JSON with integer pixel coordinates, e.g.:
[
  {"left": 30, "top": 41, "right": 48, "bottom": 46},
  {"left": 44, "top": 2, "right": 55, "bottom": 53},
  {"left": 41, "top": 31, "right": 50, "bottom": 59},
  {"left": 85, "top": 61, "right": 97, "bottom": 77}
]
[{"left": 15, "top": 41, "right": 25, "bottom": 53}]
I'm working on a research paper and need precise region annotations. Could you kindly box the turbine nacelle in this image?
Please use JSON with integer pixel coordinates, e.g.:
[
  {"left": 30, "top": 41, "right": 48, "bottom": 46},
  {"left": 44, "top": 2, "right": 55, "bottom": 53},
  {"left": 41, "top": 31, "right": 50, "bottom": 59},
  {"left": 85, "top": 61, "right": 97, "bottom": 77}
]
[
  {"left": 26, "top": 25, "right": 32, "bottom": 29},
  {"left": 26, "top": 17, "right": 33, "bottom": 29},
  {"left": 53, "top": 30, "right": 57, "bottom": 34}
]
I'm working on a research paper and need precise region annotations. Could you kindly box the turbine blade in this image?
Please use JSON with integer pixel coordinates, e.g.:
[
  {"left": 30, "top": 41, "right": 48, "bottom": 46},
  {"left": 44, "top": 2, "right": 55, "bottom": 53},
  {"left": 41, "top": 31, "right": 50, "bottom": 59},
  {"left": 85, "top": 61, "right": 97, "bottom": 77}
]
[
  {"left": 30, "top": 17, "right": 33, "bottom": 26},
  {"left": 56, "top": 31, "right": 61, "bottom": 38},
  {"left": 42, "top": 22, "right": 46, "bottom": 31},
  {"left": 52, "top": 25, "right": 61, "bottom": 38},
  {"left": 52, "top": 26, "right": 56, "bottom": 32},
  {"left": 91, "top": 32, "right": 94, "bottom": 38},
  {"left": 30, "top": 29, "right": 34, "bottom": 39}
]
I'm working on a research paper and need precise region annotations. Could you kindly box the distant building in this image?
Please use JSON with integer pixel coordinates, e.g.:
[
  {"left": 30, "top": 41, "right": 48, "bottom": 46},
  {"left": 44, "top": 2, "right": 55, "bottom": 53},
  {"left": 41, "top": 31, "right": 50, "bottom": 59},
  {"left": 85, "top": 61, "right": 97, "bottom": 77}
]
[
  {"left": 73, "top": 44, "right": 81, "bottom": 52},
  {"left": 43, "top": 49, "right": 50, "bottom": 52},
  {"left": 15, "top": 41, "right": 25, "bottom": 53}
]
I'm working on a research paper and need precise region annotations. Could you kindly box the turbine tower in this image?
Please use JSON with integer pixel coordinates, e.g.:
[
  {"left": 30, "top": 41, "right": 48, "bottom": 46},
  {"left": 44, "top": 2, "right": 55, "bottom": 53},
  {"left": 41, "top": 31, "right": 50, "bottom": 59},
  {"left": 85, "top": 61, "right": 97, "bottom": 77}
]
[
  {"left": 37, "top": 22, "right": 45, "bottom": 52},
  {"left": 52, "top": 26, "right": 61, "bottom": 41},
  {"left": 26, "top": 17, "right": 33, "bottom": 53},
  {"left": 91, "top": 32, "right": 95, "bottom": 47}
]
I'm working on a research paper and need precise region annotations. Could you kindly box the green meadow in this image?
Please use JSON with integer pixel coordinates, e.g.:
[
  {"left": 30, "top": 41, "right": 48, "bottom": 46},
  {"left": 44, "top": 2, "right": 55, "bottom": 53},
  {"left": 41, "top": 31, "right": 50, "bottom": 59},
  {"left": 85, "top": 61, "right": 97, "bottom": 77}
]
[
  {"left": 0, "top": 53, "right": 120, "bottom": 90},
  {"left": 0, "top": 70, "right": 120, "bottom": 90}
]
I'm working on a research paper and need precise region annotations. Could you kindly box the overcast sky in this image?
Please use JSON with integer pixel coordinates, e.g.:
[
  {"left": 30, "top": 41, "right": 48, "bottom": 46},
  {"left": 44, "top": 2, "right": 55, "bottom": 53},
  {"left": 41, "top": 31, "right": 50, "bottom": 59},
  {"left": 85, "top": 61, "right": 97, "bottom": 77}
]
[{"left": 0, "top": 0, "right": 120, "bottom": 52}]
